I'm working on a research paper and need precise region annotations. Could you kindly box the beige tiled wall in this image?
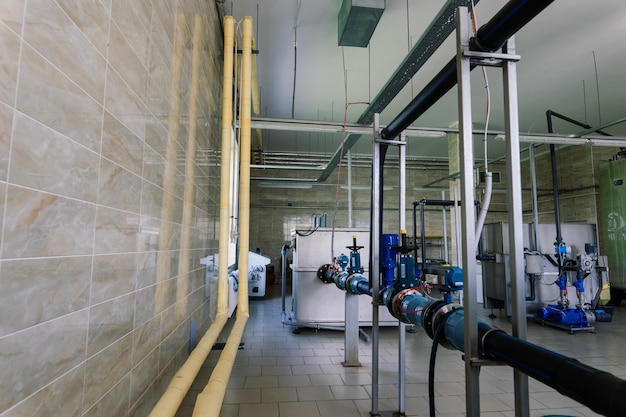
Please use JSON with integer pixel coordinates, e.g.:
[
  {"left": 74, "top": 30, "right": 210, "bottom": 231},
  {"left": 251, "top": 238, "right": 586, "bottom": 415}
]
[{"left": 0, "top": 1, "right": 223, "bottom": 416}]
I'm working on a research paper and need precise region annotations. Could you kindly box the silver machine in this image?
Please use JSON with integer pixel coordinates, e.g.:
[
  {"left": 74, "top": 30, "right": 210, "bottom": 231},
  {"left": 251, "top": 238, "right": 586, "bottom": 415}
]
[{"left": 481, "top": 222, "right": 611, "bottom": 332}]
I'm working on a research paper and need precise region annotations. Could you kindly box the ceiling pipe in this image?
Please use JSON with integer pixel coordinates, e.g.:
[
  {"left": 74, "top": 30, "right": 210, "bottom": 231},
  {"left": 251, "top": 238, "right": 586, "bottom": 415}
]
[
  {"left": 381, "top": 0, "right": 554, "bottom": 140},
  {"left": 318, "top": 0, "right": 480, "bottom": 182}
]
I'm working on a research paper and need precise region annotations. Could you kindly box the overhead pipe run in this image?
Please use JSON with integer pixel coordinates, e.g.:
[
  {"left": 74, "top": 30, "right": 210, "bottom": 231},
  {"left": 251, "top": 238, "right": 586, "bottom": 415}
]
[{"left": 381, "top": 0, "right": 554, "bottom": 140}]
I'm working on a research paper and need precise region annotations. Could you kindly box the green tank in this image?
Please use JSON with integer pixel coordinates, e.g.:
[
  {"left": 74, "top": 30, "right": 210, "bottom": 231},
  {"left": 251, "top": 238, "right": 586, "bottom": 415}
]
[{"left": 599, "top": 157, "right": 626, "bottom": 302}]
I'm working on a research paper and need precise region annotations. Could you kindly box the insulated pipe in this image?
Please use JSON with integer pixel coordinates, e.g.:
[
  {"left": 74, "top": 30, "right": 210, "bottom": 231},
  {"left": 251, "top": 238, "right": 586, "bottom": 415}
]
[
  {"left": 217, "top": 16, "right": 236, "bottom": 317},
  {"left": 148, "top": 14, "right": 231, "bottom": 417},
  {"left": 192, "top": 16, "right": 254, "bottom": 417},
  {"left": 389, "top": 290, "right": 626, "bottom": 416},
  {"left": 236, "top": 16, "right": 254, "bottom": 316},
  {"left": 251, "top": 47, "right": 264, "bottom": 164},
  {"left": 381, "top": 0, "right": 554, "bottom": 140}
]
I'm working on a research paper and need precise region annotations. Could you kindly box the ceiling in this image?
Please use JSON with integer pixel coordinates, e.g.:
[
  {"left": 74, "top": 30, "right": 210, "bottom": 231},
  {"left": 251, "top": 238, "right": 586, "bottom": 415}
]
[{"left": 228, "top": 0, "right": 626, "bottom": 170}]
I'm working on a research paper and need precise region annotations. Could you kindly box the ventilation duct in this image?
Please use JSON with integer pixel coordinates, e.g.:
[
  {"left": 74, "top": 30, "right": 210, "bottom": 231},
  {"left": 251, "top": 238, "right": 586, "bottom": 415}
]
[{"left": 338, "top": 0, "right": 385, "bottom": 47}]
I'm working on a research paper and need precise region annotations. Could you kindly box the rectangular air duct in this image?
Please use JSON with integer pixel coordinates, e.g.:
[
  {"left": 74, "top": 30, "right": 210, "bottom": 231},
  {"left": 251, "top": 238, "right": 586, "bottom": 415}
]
[{"left": 338, "top": 0, "right": 385, "bottom": 47}]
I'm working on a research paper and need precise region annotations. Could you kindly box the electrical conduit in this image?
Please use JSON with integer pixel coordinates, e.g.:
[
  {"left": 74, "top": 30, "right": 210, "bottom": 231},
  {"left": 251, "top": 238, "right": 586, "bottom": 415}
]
[
  {"left": 192, "top": 16, "right": 254, "bottom": 417},
  {"left": 146, "top": 15, "right": 235, "bottom": 417}
]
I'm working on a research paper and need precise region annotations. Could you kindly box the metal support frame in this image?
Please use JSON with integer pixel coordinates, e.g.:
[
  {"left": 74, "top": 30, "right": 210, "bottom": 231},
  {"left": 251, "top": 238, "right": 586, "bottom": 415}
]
[
  {"left": 369, "top": 115, "right": 408, "bottom": 416},
  {"left": 397, "top": 131, "right": 407, "bottom": 416},
  {"left": 456, "top": 7, "right": 528, "bottom": 417},
  {"left": 370, "top": 114, "right": 382, "bottom": 415},
  {"left": 455, "top": 11, "right": 480, "bottom": 416}
]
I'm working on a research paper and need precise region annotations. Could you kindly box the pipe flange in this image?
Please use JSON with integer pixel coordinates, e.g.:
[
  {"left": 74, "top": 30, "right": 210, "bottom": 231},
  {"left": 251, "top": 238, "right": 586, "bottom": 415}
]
[
  {"left": 431, "top": 303, "right": 462, "bottom": 348},
  {"left": 422, "top": 299, "right": 447, "bottom": 340},
  {"left": 317, "top": 264, "right": 334, "bottom": 284}
]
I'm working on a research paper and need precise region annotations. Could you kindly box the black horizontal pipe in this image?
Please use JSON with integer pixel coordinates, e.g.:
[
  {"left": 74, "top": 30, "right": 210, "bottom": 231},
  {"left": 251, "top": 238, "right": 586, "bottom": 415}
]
[
  {"left": 480, "top": 327, "right": 626, "bottom": 417},
  {"left": 381, "top": 0, "right": 554, "bottom": 140}
]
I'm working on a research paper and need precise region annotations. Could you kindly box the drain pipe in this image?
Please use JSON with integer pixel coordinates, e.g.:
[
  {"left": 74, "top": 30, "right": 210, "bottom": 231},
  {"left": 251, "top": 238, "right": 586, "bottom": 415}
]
[
  {"left": 193, "top": 16, "right": 254, "bottom": 417},
  {"left": 147, "top": 14, "right": 235, "bottom": 417}
]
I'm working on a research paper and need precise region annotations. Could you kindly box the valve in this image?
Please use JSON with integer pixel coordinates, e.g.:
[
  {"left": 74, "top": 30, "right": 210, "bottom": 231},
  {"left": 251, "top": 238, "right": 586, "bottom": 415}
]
[{"left": 391, "top": 230, "right": 418, "bottom": 291}]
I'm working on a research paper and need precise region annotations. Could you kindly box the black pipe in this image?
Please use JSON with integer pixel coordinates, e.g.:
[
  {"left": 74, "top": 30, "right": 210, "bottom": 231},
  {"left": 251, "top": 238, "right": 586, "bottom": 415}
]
[
  {"left": 546, "top": 110, "right": 613, "bottom": 136},
  {"left": 480, "top": 326, "right": 626, "bottom": 417},
  {"left": 546, "top": 111, "right": 564, "bottom": 276},
  {"left": 381, "top": 0, "right": 554, "bottom": 140}
]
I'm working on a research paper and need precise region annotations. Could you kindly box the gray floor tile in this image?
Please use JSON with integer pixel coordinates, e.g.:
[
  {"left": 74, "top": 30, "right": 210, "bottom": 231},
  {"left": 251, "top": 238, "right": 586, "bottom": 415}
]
[{"left": 175, "top": 285, "right": 626, "bottom": 417}]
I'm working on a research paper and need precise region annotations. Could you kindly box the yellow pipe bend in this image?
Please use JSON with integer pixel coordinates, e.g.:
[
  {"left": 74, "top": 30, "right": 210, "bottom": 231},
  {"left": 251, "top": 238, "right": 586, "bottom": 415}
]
[{"left": 192, "top": 15, "right": 254, "bottom": 417}]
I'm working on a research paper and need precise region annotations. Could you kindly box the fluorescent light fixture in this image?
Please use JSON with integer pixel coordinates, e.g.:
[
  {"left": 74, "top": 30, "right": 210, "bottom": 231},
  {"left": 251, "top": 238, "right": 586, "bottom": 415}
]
[
  {"left": 495, "top": 134, "right": 626, "bottom": 147},
  {"left": 410, "top": 129, "right": 447, "bottom": 139},
  {"left": 258, "top": 182, "right": 313, "bottom": 189}
]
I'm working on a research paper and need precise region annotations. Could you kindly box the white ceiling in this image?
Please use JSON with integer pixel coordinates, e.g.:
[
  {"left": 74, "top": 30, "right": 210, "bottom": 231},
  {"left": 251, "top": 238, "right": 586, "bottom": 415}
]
[{"left": 229, "top": 0, "right": 626, "bottom": 163}]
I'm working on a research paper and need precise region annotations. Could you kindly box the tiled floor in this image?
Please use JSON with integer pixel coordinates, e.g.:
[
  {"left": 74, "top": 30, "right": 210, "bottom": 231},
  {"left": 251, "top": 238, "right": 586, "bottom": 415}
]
[{"left": 176, "top": 284, "right": 626, "bottom": 417}]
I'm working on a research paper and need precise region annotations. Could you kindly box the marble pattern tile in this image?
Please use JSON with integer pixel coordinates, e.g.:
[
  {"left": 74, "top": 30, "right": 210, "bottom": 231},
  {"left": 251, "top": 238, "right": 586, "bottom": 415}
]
[
  {"left": 0, "top": 22, "right": 19, "bottom": 107},
  {"left": 105, "top": 65, "right": 146, "bottom": 141},
  {"left": 0, "top": 256, "right": 91, "bottom": 337},
  {"left": 97, "top": 158, "right": 142, "bottom": 213},
  {"left": 108, "top": 21, "right": 148, "bottom": 101},
  {"left": 101, "top": 111, "right": 145, "bottom": 177},
  {"left": 55, "top": 0, "right": 110, "bottom": 56},
  {"left": 94, "top": 206, "right": 140, "bottom": 254},
  {"left": 134, "top": 284, "right": 158, "bottom": 328},
  {"left": 0, "top": 0, "right": 222, "bottom": 414},
  {"left": 83, "top": 376, "right": 130, "bottom": 417},
  {"left": 1, "top": 365, "right": 85, "bottom": 417},
  {"left": 111, "top": 0, "right": 151, "bottom": 67},
  {"left": 23, "top": 0, "right": 106, "bottom": 102},
  {"left": 0, "top": 102, "right": 11, "bottom": 181},
  {"left": 132, "top": 314, "right": 161, "bottom": 366},
  {"left": 130, "top": 346, "right": 159, "bottom": 406},
  {"left": 92, "top": 253, "right": 137, "bottom": 305},
  {"left": 0, "top": 310, "right": 88, "bottom": 412},
  {"left": 2, "top": 186, "right": 97, "bottom": 258},
  {"left": 84, "top": 333, "right": 132, "bottom": 410},
  {"left": 16, "top": 44, "right": 104, "bottom": 152},
  {"left": 87, "top": 292, "right": 135, "bottom": 357},
  {"left": 0, "top": 2, "right": 24, "bottom": 34},
  {"left": 0, "top": 181, "right": 5, "bottom": 237},
  {"left": 10, "top": 112, "right": 100, "bottom": 202}
]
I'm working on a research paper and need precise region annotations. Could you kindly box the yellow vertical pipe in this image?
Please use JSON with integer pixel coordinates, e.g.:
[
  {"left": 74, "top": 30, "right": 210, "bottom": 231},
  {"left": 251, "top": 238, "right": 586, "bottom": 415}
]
[
  {"left": 236, "top": 16, "right": 253, "bottom": 316},
  {"left": 146, "top": 14, "right": 236, "bottom": 417},
  {"left": 251, "top": 48, "right": 264, "bottom": 164},
  {"left": 217, "top": 16, "right": 237, "bottom": 316},
  {"left": 176, "top": 14, "right": 203, "bottom": 317},
  {"left": 192, "top": 16, "right": 254, "bottom": 417}
]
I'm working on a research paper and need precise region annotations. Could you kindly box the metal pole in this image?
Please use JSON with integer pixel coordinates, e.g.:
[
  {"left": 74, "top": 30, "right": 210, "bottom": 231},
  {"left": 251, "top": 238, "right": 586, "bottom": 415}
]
[
  {"left": 502, "top": 36, "right": 530, "bottom": 417},
  {"left": 343, "top": 150, "right": 361, "bottom": 367},
  {"left": 456, "top": 8, "right": 480, "bottom": 416},
  {"left": 370, "top": 114, "right": 382, "bottom": 415},
  {"left": 398, "top": 131, "right": 407, "bottom": 414},
  {"left": 348, "top": 151, "right": 353, "bottom": 227},
  {"left": 442, "top": 190, "right": 449, "bottom": 262}
]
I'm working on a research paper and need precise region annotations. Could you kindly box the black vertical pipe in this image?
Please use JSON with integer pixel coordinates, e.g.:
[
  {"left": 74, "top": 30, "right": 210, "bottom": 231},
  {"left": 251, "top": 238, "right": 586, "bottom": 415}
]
[
  {"left": 420, "top": 200, "right": 427, "bottom": 271},
  {"left": 412, "top": 201, "right": 419, "bottom": 267},
  {"left": 546, "top": 112, "right": 564, "bottom": 275}
]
